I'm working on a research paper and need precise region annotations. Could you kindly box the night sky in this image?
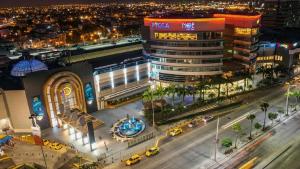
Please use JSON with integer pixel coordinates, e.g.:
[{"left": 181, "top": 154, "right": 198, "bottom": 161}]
[{"left": 0, "top": 0, "right": 101, "bottom": 7}]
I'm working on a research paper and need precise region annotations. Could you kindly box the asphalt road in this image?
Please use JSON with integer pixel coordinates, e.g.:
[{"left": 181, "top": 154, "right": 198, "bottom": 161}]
[
  {"left": 263, "top": 136, "right": 300, "bottom": 169},
  {"left": 106, "top": 85, "right": 296, "bottom": 169}
]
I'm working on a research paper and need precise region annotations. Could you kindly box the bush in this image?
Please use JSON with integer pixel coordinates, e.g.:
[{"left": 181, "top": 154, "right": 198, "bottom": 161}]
[{"left": 221, "top": 137, "right": 232, "bottom": 148}]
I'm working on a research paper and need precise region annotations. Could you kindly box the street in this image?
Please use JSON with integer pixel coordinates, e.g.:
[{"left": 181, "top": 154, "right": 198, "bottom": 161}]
[{"left": 105, "top": 84, "right": 300, "bottom": 169}]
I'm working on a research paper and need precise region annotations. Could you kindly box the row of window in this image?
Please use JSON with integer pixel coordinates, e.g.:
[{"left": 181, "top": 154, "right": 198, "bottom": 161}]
[
  {"left": 151, "top": 41, "right": 223, "bottom": 48},
  {"left": 151, "top": 57, "right": 222, "bottom": 64},
  {"left": 154, "top": 65, "right": 222, "bottom": 72},
  {"left": 257, "top": 55, "right": 283, "bottom": 61},
  {"left": 234, "top": 28, "right": 259, "bottom": 36},
  {"left": 153, "top": 32, "right": 223, "bottom": 41},
  {"left": 151, "top": 49, "right": 223, "bottom": 56}
]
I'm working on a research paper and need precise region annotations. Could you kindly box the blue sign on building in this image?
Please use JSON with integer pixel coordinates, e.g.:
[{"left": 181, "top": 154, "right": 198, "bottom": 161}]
[
  {"left": 85, "top": 83, "right": 94, "bottom": 105},
  {"left": 32, "top": 96, "right": 45, "bottom": 117}
]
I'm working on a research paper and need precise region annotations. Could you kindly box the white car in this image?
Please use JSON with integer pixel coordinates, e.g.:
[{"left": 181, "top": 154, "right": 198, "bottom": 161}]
[{"left": 202, "top": 116, "right": 214, "bottom": 123}]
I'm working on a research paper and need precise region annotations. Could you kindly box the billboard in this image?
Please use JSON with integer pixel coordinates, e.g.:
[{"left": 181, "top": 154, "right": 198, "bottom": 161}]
[
  {"left": 31, "top": 96, "right": 45, "bottom": 120},
  {"left": 85, "top": 83, "right": 94, "bottom": 105},
  {"left": 144, "top": 18, "right": 225, "bottom": 32}
]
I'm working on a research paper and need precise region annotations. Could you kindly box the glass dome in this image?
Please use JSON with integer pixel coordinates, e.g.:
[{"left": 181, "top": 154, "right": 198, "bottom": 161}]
[{"left": 11, "top": 59, "right": 48, "bottom": 77}]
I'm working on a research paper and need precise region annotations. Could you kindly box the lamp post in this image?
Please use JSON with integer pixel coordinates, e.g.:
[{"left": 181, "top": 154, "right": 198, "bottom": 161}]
[
  {"left": 150, "top": 81, "right": 155, "bottom": 128},
  {"left": 285, "top": 83, "right": 297, "bottom": 116},
  {"left": 214, "top": 116, "right": 220, "bottom": 161}
]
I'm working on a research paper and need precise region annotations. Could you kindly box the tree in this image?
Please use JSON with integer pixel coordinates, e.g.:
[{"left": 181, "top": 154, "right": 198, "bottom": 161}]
[
  {"left": 260, "top": 102, "right": 269, "bottom": 130},
  {"left": 155, "top": 85, "right": 165, "bottom": 111},
  {"left": 291, "top": 91, "right": 300, "bottom": 103},
  {"left": 221, "top": 137, "right": 232, "bottom": 149},
  {"left": 142, "top": 88, "right": 154, "bottom": 103},
  {"left": 254, "top": 122, "right": 262, "bottom": 135},
  {"left": 247, "top": 114, "right": 256, "bottom": 139},
  {"left": 165, "top": 84, "right": 176, "bottom": 106},
  {"left": 176, "top": 86, "right": 187, "bottom": 104},
  {"left": 268, "top": 112, "right": 278, "bottom": 126},
  {"left": 232, "top": 123, "right": 242, "bottom": 148}
]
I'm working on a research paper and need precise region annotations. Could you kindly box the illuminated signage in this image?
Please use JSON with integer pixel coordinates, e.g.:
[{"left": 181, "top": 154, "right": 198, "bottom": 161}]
[
  {"left": 151, "top": 22, "right": 170, "bottom": 29},
  {"left": 85, "top": 83, "right": 94, "bottom": 105},
  {"left": 32, "top": 96, "right": 45, "bottom": 120},
  {"left": 63, "top": 85, "right": 72, "bottom": 96},
  {"left": 182, "top": 22, "right": 195, "bottom": 31}
]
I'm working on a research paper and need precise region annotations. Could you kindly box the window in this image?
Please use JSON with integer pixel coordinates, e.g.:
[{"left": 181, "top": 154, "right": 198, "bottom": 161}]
[
  {"left": 234, "top": 28, "right": 259, "bottom": 36},
  {"left": 154, "top": 32, "right": 197, "bottom": 40}
]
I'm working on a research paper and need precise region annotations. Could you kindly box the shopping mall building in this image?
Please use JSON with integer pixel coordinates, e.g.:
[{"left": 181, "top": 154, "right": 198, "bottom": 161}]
[{"left": 142, "top": 12, "right": 261, "bottom": 84}]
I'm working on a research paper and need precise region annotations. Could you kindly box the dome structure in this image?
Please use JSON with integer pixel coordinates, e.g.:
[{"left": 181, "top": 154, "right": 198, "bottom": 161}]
[{"left": 11, "top": 59, "right": 48, "bottom": 77}]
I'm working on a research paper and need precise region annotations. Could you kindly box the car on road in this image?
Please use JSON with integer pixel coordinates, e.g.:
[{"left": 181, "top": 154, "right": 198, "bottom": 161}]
[
  {"left": 169, "top": 127, "right": 183, "bottom": 136},
  {"left": 125, "top": 154, "right": 141, "bottom": 166},
  {"left": 202, "top": 116, "right": 214, "bottom": 123},
  {"left": 145, "top": 146, "right": 160, "bottom": 157}
]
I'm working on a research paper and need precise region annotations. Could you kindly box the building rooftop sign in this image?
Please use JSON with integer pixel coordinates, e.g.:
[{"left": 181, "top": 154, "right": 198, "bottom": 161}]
[{"left": 144, "top": 18, "right": 225, "bottom": 32}]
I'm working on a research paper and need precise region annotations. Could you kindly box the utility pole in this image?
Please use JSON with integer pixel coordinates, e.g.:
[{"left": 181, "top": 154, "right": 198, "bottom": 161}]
[
  {"left": 151, "top": 81, "right": 155, "bottom": 128},
  {"left": 214, "top": 116, "right": 220, "bottom": 161}
]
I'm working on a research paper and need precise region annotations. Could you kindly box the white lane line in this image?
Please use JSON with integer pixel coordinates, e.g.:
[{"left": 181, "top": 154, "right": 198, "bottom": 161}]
[{"left": 221, "top": 110, "right": 256, "bottom": 130}]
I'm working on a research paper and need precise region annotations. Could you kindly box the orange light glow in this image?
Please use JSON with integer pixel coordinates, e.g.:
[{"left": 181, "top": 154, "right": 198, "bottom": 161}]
[
  {"left": 213, "top": 14, "right": 261, "bottom": 28},
  {"left": 144, "top": 17, "right": 225, "bottom": 32}
]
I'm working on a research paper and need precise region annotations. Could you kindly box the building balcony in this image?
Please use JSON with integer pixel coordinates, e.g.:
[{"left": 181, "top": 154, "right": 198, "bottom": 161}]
[{"left": 150, "top": 45, "right": 223, "bottom": 51}]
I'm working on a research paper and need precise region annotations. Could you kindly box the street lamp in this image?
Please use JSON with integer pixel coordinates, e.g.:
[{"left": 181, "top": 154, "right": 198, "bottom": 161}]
[
  {"left": 214, "top": 116, "right": 220, "bottom": 161},
  {"left": 285, "top": 82, "right": 297, "bottom": 116},
  {"left": 150, "top": 81, "right": 156, "bottom": 128}
]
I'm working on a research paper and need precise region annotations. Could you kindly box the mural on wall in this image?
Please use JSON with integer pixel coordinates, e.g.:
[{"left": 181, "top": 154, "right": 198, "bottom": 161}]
[
  {"left": 31, "top": 96, "right": 45, "bottom": 121},
  {"left": 85, "top": 83, "right": 94, "bottom": 105}
]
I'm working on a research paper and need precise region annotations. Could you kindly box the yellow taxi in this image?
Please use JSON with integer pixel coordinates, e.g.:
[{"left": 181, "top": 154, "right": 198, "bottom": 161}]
[
  {"left": 169, "top": 127, "right": 183, "bottom": 136},
  {"left": 43, "top": 139, "right": 50, "bottom": 146},
  {"left": 125, "top": 154, "right": 141, "bottom": 166},
  {"left": 49, "top": 142, "right": 63, "bottom": 150},
  {"left": 145, "top": 146, "right": 159, "bottom": 157}
]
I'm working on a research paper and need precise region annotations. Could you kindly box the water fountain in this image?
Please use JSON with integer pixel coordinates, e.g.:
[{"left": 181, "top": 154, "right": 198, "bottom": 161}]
[{"left": 112, "top": 116, "right": 146, "bottom": 141}]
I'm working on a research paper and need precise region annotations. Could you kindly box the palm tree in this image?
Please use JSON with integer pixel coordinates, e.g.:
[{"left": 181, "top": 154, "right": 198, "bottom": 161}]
[
  {"left": 142, "top": 88, "right": 154, "bottom": 103},
  {"left": 166, "top": 84, "right": 176, "bottom": 106},
  {"left": 268, "top": 112, "right": 278, "bottom": 126},
  {"left": 260, "top": 102, "right": 269, "bottom": 130},
  {"left": 155, "top": 85, "right": 165, "bottom": 111},
  {"left": 177, "top": 85, "right": 188, "bottom": 104},
  {"left": 195, "top": 80, "right": 206, "bottom": 102},
  {"left": 291, "top": 91, "right": 300, "bottom": 103},
  {"left": 257, "top": 66, "right": 267, "bottom": 80},
  {"left": 232, "top": 122, "right": 242, "bottom": 148},
  {"left": 211, "top": 76, "right": 226, "bottom": 99},
  {"left": 247, "top": 114, "right": 256, "bottom": 139}
]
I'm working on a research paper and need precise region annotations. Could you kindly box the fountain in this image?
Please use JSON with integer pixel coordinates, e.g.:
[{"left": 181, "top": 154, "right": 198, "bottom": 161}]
[{"left": 112, "top": 116, "right": 145, "bottom": 141}]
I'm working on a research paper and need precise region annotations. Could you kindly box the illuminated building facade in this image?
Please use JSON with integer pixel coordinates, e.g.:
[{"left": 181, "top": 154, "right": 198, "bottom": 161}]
[
  {"left": 93, "top": 57, "right": 150, "bottom": 109},
  {"left": 213, "top": 14, "right": 261, "bottom": 71},
  {"left": 142, "top": 16, "right": 225, "bottom": 83},
  {"left": 257, "top": 28, "right": 300, "bottom": 75}
]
